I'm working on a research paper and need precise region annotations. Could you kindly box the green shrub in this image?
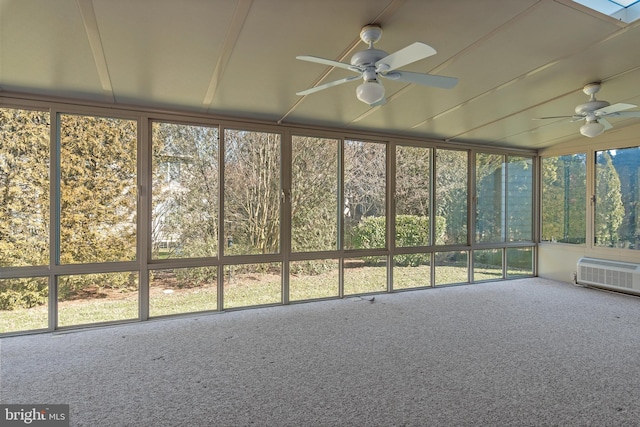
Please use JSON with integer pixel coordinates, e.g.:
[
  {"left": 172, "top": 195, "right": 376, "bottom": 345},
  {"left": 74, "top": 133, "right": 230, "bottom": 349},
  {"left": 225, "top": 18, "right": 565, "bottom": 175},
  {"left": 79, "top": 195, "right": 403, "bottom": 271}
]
[
  {"left": 0, "top": 278, "right": 48, "bottom": 310},
  {"left": 350, "top": 215, "right": 446, "bottom": 266}
]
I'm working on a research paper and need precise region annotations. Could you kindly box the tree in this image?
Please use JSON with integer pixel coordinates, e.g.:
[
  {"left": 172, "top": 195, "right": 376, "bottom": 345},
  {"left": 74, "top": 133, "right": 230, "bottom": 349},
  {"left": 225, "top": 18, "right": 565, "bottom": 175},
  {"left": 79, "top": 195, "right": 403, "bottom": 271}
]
[
  {"left": 344, "top": 140, "right": 386, "bottom": 249},
  {"left": 611, "top": 147, "right": 640, "bottom": 249},
  {"left": 507, "top": 156, "right": 533, "bottom": 241},
  {"left": 542, "top": 155, "right": 586, "bottom": 243},
  {"left": 396, "top": 145, "right": 430, "bottom": 217},
  {"left": 291, "top": 136, "right": 338, "bottom": 252},
  {"left": 435, "top": 149, "right": 467, "bottom": 244},
  {"left": 224, "top": 130, "right": 281, "bottom": 255},
  {"left": 152, "top": 122, "right": 219, "bottom": 258},
  {"left": 476, "top": 153, "right": 504, "bottom": 242},
  {"left": 595, "top": 151, "right": 624, "bottom": 247},
  {"left": 0, "top": 108, "right": 50, "bottom": 267},
  {"left": 1, "top": 110, "right": 138, "bottom": 304},
  {"left": 58, "top": 114, "right": 137, "bottom": 264}
]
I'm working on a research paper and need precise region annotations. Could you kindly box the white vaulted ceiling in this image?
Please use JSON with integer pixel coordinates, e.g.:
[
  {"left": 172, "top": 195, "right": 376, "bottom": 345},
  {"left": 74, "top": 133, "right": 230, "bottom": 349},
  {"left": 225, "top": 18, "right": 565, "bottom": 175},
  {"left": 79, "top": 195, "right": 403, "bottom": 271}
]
[{"left": 2, "top": 0, "right": 640, "bottom": 149}]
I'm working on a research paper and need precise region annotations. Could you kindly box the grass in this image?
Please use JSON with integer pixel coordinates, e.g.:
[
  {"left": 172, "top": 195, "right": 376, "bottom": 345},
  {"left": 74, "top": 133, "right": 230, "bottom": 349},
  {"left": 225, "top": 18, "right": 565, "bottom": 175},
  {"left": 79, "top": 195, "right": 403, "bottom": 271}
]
[{"left": 1, "top": 264, "right": 531, "bottom": 334}]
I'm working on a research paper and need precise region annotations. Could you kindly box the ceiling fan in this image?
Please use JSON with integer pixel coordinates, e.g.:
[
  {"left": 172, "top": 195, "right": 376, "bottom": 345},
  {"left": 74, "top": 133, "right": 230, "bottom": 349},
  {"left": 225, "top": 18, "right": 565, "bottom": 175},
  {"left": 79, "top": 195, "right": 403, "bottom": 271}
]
[
  {"left": 295, "top": 24, "right": 458, "bottom": 106},
  {"left": 535, "top": 82, "right": 640, "bottom": 137}
]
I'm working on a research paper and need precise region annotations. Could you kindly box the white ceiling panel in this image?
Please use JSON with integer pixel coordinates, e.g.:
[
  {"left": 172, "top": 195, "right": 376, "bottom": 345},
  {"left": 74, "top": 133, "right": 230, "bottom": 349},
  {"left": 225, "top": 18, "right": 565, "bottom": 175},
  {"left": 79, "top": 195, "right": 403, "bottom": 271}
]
[
  {"left": 0, "top": 0, "right": 104, "bottom": 100},
  {"left": 92, "top": 0, "right": 236, "bottom": 109},
  {"left": 2, "top": 0, "right": 640, "bottom": 149}
]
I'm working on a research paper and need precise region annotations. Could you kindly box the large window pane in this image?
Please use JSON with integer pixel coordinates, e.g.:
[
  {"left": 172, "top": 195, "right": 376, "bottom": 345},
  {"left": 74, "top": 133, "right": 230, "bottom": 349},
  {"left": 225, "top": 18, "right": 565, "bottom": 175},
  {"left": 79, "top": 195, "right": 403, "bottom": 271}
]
[
  {"left": 223, "top": 263, "right": 281, "bottom": 309},
  {"left": 58, "top": 272, "right": 138, "bottom": 327},
  {"left": 289, "top": 259, "right": 339, "bottom": 301},
  {"left": 344, "top": 140, "right": 386, "bottom": 250},
  {"left": 0, "top": 108, "right": 50, "bottom": 267},
  {"left": 473, "top": 249, "right": 503, "bottom": 281},
  {"left": 507, "top": 247, "right": 533, "bottom": 277},
  {"left": 596, "top": 147, "right": 640, "bottom": 249},
  {"left": 434, "top": 251, "right": 468, "bottom": 286},
  {"left": 59, "top": 114, "right": 137, "bottom": 263},
  {"left": 436, "top": 149, "right": 468, "bottom": 245},
  {"left": 507, "top": 156, "right": 533, "bottom": 241},
  {"left": 152, "top": 122, "right": 219, "bottom": 259},
  {"left": 0, "top": 277, "right": 49, "bottom": 333},
  {"left": 541, "top": 154, "right": 586, "bottom": 243},
  {"left": 396, "top": 145, "right": 431, "bottom": 246},
  {"left": 224, "top": 130, "right": 281, "bottom": 255},
  {"left": 291, "top": 136, "right": 338, "bottom": 252},
  {"left": 150, "top": 267, "right": 218, "bottom": 317},
  {"left": 476, "top": 153, "right": 504, "bottom": 243},
  {"left": 343, "top": 256, "right": 386, "bottom": 295},
  {"left": 393, "top": 254, "right": 431, "bottom": 290}
]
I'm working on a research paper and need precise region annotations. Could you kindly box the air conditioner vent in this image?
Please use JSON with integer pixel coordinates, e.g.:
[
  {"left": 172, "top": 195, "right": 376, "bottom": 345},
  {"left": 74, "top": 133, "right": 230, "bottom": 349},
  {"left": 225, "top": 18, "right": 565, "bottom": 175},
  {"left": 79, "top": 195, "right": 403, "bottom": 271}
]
[{"left": 577, "top": 258, "right": 640, "bottom": 294}]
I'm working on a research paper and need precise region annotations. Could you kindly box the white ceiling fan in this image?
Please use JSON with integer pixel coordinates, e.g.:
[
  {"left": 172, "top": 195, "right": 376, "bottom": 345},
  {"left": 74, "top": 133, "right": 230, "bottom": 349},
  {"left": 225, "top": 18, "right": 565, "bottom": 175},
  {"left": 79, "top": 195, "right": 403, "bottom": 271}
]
[
  {"left": 535, "top": 82, "right": 640, "bottom": 137},
  {"left": 295, "top": 24, "right": 458, "bottom": 106}
]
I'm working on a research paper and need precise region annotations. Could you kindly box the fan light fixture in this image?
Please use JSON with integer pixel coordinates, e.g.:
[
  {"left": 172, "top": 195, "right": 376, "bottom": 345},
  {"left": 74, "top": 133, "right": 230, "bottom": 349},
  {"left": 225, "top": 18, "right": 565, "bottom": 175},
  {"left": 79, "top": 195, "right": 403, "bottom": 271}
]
[
  {"left": 580, "top": 120, "right": 605, "bottom": 138},
  {"left": 356, "top": 81, "right": 385, "bottom": 105}
]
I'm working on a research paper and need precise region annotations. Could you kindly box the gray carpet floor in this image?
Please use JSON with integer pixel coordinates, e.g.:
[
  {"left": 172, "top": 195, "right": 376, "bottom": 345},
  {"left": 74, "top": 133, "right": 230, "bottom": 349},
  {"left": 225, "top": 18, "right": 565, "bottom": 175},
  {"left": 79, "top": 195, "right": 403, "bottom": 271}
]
[{"left": 2, "top": 278, "right": 640, "bottom": 426}]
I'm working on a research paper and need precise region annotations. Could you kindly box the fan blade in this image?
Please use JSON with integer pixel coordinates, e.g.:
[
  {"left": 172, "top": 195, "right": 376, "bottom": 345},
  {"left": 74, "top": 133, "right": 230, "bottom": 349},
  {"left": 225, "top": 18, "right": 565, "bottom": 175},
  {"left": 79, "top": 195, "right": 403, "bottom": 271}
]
[
  {"left": 533, "top": 115, "right": 575, "bottom": 120},
  {"left": 599, "top": 118, "right": 613, "bottom": 130},
  {"left": 613, "top": 111, "right": 640, "bottom": 118},
  {"left": 381, "top": 70, "right": 457, "bottom": 89},
  {"left": 375, "top": 42, "right": 436, "bottom": 72},
  {"left": 296, "top": 75, "right": 360, "bottom": 96},
  {"left": 595, "top": 103, "right": 637, "bottom": 116},
  {"left": 296, "top": 55, "right": 355, "bottom": 71}
]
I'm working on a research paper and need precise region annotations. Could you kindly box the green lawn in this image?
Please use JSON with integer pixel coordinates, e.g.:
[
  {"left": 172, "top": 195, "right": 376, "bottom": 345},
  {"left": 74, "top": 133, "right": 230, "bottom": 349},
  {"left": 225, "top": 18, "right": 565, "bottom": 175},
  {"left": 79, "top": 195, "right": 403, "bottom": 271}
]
[{"left": 1, "top": 265, "right": 529, "bottom": 334}]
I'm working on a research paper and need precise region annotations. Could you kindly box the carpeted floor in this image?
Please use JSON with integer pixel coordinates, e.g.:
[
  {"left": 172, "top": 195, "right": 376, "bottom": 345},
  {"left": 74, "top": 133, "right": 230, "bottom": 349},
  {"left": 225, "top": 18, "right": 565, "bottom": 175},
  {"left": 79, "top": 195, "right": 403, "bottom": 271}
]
[{"left": 1, "top": 278, "right": 640, "bottom": 426}]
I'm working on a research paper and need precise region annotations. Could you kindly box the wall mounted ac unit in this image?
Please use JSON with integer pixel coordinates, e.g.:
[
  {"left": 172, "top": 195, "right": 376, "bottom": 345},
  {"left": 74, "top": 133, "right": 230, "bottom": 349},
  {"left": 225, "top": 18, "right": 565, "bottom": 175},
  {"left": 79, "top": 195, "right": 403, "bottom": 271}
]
[{"left": 576, "top": 257, "right": 640, "bottom": 295}]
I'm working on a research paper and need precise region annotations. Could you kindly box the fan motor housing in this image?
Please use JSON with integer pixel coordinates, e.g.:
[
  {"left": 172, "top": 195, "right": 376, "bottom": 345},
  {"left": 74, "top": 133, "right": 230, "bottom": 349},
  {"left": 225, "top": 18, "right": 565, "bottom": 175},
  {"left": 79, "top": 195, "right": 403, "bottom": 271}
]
[
  {"left": 575, "top": 100, "right": 609, "bottom": 115},
  {"left": 351, "top": 49, "right": 388, "bottom": 67}
]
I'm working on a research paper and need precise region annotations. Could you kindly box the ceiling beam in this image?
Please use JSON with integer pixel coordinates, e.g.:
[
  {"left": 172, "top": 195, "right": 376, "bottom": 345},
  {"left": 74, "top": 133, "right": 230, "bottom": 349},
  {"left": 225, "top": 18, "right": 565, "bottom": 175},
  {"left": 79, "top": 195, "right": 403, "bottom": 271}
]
[
  {"left": 202, "top": 0, "right": 253, "bottom": 111},
  {"left": 76, "top": 0, "right": 114, "bottom": 103}
]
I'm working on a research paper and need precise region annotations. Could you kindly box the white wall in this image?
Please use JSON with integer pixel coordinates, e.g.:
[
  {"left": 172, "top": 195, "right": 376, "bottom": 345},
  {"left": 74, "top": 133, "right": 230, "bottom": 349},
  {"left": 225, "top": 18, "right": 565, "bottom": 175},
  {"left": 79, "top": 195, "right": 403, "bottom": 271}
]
[{"left": 538, "top": 243, "right": 640, "bottom": 283}]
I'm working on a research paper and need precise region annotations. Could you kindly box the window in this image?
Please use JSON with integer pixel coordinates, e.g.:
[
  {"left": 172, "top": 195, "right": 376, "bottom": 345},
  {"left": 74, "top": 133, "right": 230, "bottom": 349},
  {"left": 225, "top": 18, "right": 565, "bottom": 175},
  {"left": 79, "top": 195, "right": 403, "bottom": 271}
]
[
  {"left": 595, "top": 147, "right": 640, "bottom": 249},
  {"left": 572, "top": 0, "right": 640, "bottom": 23},
  {"left": 473, "top": 249, "right": 503, "bottom": 281},
  {"left": 344, "top": 256, "right": 387, "bottom": 295},
  {"left": 223, "top": 263, "right": 281, "bottom": 309},
  {"left": 0, "top": 108, "right": 50, "bottom": 267},
  {"left": 149, "top": 267, "right": 218, "bottom": 316},
  {"left": 224, "top": 129, "right": 281, "bottom": 255},
  {"left": 289, "top": 259, "right": 339, "bottom": 301},
  {"left": 152, "top": 122, "right": 219, "bottom": 259},
  {"left": 541, "top": 154, "right": 587, "bottom": 243},
  {"left": 344, "top": 140, "right": 386, "bottom": 250},
  {"left": 291, "top": 136, "right": 339, "bottom": 252},
  {"left": 436, "top": 149, "right": 468, "bottom": 245},
  {"left": 507, "top": 156, "right": 533, "bottom": 242},
  {"left": 507, "top": 247, "right": 533, "bottom": 277},
  {"left": 1, "top": 96, "right": 538, "bottom": 335},
  {"left": 0, "top": 277, "right": 49, "bottom": 333},
  {"left": 57, "top": 272, "right": 138, "bottom": 327},
  {"left": 434, "top": 251, "right": 468, "bottom": 285},
  {"left": 476, "top": 153, "right": 504, "bottom": 242},
  {"left": 475, "top": 153, "right": 534, "bottom": 243},
  {"left": 395, "top": 145, "right": 431, "bottom": 247},
  {"left": 59, "top": 114, "right": 137, "bottom": 264}
]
